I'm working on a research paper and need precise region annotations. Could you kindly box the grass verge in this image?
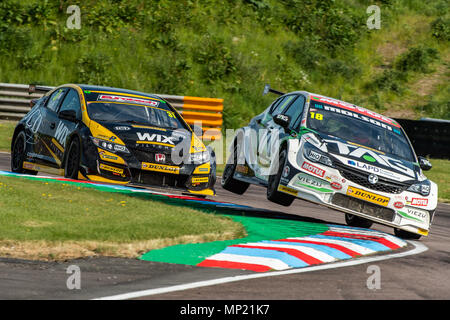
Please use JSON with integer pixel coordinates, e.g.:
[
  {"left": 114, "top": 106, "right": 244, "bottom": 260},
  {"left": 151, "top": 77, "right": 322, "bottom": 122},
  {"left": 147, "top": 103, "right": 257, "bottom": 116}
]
[
  {"left": 0, "top": 175, "right": 245, "bottom": 260},
  {"left": 0, "top": 120, "right": 15, "bottom": 152},
  {"left": 425, "top": 159, "right": 450, "bottom": 203}
]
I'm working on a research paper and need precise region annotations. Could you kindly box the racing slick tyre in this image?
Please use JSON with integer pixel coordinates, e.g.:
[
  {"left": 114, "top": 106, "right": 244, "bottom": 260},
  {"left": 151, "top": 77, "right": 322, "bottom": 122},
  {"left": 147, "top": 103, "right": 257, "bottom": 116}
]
[
  {"left": 221, "top": 140, "right": 249, "bottom": 195},
  {"left": 394, "top": 228, "right": 422, "bottom": 240},
  {"left": 11, "top": 131, "right": 37, "bottom": 175},
  {"left": 267, "top": 148, "right": 295, "bottom": 206},
  {"left": 345, "top": 213, "right": 374, "bottom": 229},
  {"left": 64, "top": 138, "right": 81, "bottom": 179}
]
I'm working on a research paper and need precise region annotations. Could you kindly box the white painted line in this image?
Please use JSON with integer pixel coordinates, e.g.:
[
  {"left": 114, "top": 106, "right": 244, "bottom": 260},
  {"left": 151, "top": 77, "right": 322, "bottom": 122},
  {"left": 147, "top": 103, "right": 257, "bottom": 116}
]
[{"left": 93, "top": 240, "right": 427, "bottom": 300}]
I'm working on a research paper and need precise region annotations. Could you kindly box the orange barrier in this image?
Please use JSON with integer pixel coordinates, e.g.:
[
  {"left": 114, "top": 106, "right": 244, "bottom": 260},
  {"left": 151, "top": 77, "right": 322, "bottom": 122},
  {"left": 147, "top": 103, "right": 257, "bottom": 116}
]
[{"left": 172, "top": 96, "right": 224, "bottom": 140}]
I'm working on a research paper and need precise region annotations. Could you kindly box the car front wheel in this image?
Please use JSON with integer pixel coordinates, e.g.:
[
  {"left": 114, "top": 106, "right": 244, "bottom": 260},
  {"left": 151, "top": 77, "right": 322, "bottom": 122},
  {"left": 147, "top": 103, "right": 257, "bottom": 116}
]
[
  {"left": 267, "top": 148, "right": 295, "bottom": 206},
  {"left": 64, "top": 138, "right": 81, "bottom": 179},
  {"left": 221, "top": 140, "right": 249, "bottom": 195}
]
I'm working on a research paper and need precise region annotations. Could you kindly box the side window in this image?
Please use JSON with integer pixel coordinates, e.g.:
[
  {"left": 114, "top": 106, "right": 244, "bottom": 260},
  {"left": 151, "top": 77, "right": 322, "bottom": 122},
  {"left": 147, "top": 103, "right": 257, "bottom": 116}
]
[
  {"left": 271, "top": 95, "right": 296, "bottom": 118},
  {"left": 284, "top": 95, "right": 306, "bottom": 130},
  {"left": 58, "top": 89, "right": 81, "bottom": 119},
  {"left": 46, "top": 88, "right": 67, "bottom": 112}
]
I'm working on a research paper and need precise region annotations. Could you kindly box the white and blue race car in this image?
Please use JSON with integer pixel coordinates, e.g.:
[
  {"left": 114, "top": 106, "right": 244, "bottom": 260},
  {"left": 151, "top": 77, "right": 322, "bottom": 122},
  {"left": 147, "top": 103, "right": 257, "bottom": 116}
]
[{"left": 222, "top": 85, "right": 438, "bottom": 239}]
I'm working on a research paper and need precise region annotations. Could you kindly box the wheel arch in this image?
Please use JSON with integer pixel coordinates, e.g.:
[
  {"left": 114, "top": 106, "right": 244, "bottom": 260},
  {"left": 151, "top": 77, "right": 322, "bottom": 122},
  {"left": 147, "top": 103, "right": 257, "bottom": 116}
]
[{"left": 11, "top": 123, "right": 26, "bottom": 151}]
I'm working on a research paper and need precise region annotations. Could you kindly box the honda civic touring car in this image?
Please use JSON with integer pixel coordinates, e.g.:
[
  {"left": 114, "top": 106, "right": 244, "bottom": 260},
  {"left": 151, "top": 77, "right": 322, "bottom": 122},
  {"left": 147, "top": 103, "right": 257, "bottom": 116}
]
[
  {"left": 222, "top": 85, "right": 437, "bottom": 239},
  {"left": 11, "top": 84, "right": 216, "bottom": 196}
]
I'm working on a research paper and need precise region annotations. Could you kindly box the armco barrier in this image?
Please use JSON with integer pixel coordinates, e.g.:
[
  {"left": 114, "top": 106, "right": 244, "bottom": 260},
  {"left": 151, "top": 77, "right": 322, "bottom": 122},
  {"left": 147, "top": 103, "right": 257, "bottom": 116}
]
[
  {"left": 394, "top": 118, "right": 450, "bottom": 159},
  {"left": 0, "top": 83, "right": 223, "bottom": 140}
]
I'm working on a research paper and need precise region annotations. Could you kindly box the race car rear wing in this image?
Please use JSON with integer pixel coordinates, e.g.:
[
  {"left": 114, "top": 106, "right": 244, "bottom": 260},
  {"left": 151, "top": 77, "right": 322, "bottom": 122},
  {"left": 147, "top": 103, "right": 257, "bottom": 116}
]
[
  {"left": 28, "top": 84, "right": 54, "bottom": 94},
  {"left": 262, "top": 84, "right": 285, "bottom": 96}
]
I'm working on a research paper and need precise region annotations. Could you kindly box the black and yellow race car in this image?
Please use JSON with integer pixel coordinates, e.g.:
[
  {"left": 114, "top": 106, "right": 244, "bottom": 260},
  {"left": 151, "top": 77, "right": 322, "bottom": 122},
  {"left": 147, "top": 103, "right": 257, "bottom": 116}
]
[{"left": 10, "top": 84, "right": 216, "bottom": 196}]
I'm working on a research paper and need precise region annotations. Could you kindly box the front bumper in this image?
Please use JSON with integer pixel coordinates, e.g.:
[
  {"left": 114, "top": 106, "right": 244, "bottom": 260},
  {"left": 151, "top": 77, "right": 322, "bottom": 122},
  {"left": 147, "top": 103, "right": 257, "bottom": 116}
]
[
  {"left": 81, "top": 148, "right": 215, "bottom": 195},
  {"left": 278, "top": 156, "right": 436, "bottom": 236}
]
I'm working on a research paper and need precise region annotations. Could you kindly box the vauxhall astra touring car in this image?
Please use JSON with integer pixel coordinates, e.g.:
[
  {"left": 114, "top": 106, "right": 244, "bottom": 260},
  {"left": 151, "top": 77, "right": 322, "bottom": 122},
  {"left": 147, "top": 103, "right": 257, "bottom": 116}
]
[
  {"left": 222, "top": 85, "right": 437, "bottom": 239},
  {"left": 11, "top": 84, "right": 216, "bottom": 196}
]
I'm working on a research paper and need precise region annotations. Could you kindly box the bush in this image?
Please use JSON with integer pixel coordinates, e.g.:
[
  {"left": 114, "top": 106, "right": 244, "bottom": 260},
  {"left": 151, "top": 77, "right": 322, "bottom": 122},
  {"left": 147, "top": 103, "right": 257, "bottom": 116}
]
[
  {"left": 193, "top": 34, "right": 237, "bottom": 84},
  {"left": 77, "top": 53, "right": 112, "bottom": 85},
  {"left": 0, "top": 26, "right": 32, "bottom": 54},
  {"left": 367, "top": 69, "right": 405, "bottom": 94},
  {"left": 431, "top": 17, "right": 450, "bottom": 41},
  {"left": 283, "top": 40, "right": 325, "bottom": 71},
  {"left": 282, "top": 0, "right": 365, "bottom": 51},
  {"left": 324, "top": 59, "right": 362, "bottom": 80},
  {"left": 394, "top": 46, "right": 439, "bottom": 73}
]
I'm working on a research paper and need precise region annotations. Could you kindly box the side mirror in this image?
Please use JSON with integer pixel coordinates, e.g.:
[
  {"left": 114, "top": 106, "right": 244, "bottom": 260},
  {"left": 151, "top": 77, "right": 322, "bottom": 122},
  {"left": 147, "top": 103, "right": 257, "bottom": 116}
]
[
  {"left": 59, "top": 109, "right": 79, "bottom": 122},
  {"left": 418, "top": 156, "right": 432, "bottom": 171},
  {"left": 273, "top": 114, "right": 291, "bottom": 129},
  {"left": 30, "top": 99, "right": 39, "bottom": 108}
]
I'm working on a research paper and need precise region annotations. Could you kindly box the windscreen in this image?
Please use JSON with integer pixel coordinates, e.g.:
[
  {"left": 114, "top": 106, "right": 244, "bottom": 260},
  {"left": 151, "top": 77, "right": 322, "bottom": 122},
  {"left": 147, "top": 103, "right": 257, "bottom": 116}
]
[
  {"left": 84, "top": 92, "right": 188, "bottom": 130},
  {"left": 307, "top": 100, "right": 415, "bottom": 162}
]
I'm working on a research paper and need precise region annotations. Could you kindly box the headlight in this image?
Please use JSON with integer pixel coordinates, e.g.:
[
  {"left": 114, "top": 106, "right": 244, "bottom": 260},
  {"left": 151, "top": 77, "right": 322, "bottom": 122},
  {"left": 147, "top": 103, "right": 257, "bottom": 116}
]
[
  {"left": 91, "top": 137, "right": 129, "bottom": 154},
  {"left": 303, "top": 142, "right": 334, "bottom": 167},
  {"left": 190, "top": 151, "right": 210, "bottom": 164},
  {"left": 407, "top": 180, "right": 431, "bottom": 196}
]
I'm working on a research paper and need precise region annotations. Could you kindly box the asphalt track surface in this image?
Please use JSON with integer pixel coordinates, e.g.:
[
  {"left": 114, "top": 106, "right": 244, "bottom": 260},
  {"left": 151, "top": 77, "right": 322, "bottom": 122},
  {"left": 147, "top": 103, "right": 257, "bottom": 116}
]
[{"left": 0, "top": 152, "right": 449, "bottom": 300}]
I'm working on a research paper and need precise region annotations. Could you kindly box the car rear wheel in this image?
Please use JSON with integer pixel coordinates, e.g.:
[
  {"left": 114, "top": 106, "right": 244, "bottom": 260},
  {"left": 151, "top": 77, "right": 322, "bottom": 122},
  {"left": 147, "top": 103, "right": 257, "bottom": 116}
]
[
  {"left": 267, "top": 148, "right": 295, "bottom": 206},
  {"left": 65, "top": 138, "right": 81, "bottom": 179},
  {"left": 11, "top": 131, "right": 37, "bottom": 175},
  {"left": 345, "top": 213, "right": 374, "bottom": 229},
  {"left": 394, "top": 228, "right": 422, "bottom": 240},
  {"left": 221, "top": 140, "right": 249, "bottom": 195}
]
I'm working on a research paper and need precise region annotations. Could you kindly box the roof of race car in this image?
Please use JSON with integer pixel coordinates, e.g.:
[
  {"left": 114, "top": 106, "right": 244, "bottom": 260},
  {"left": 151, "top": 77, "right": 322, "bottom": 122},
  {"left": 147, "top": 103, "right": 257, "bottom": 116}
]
[
  {"left": 76, "top": 84, "right": 162, "bottom": 100},
  {"left": 289, "top": 90, "right": 400, "bottom": 128}
]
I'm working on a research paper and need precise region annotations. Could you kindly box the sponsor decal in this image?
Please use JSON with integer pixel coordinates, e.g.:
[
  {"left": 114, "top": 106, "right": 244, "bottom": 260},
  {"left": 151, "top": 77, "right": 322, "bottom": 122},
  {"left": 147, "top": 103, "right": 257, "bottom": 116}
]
[
  {"left": 411, "top": 198, "right": 428, "bottom": 206},
  {"left": 99, "top": 163, "right": 124, "bottom": 175},
  {"left": 54, "top": 122, "right": 70, "bottom": 147},
  {"left": 394, "top": 202, "right": 404, "bottom": 209},
  {"left": 136, "top": 132, "right": 176, "bottom": 145},
  {"left": 277, "top": 185, "right": 298, "bottom": 196},
  {"left": 155, "top": 153, "right": 166, "bottom": 163},
  {"left": 398, "top": 207, "right": 429, "bottom": 224},
  {"left": 98, "top": 94, "right": 159, "bottom": 107},
  {"left": 363, "top": 155, "right": 376, "bottom": 162},
  {"left": 114, "top": 126, "right": 130, "bottom": 131},
  {"left": 327, "top": 140, "right": 415, "bottom": 178},
  {"left": 301, "top": 161, "right": 325, "bottom": 177},
  {"left": 275, "top": 114, "right": 289, "bottom": 122},
  {"left": 331, "top": 182, "right": 342, "bottom": 190},
  {"left": 310, "top": 96, "right": 400, "bottom": 128},
  {"left": 346, "top": 186, "right": 390, "bottom": 207},
  {"left": 192, "top": 177, "right": 209, "bottom": 183},
  {"left": 294, "top": 173, "right": 332, "bottom": 193},
  {"left": 142, "top": 162, "right": 180, "bottom": 174},
  {"left": 99, "top": 151, "right": 118, "bottom": 161}
]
